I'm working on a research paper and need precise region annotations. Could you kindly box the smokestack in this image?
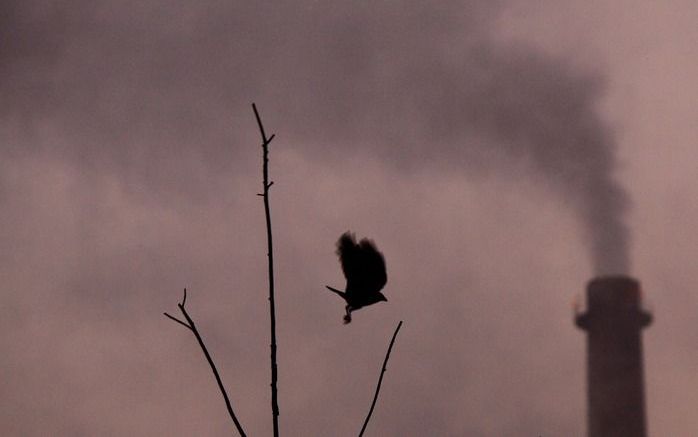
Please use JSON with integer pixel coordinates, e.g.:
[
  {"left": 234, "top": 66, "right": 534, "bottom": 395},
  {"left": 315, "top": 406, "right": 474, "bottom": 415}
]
[{"left": 575, "top": 276, "right": 652, "bottom": 437}]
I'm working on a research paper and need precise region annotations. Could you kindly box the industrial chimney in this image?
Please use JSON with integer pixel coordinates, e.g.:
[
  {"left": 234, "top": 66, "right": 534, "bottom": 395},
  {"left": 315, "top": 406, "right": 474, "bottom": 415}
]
[{"left": 575, "top": 276, "right": 652, "bottom": 437}]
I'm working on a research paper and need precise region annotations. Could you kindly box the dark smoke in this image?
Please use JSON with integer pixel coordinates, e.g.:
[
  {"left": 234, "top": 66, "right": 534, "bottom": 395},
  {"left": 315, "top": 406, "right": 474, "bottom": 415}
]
[{"left": 0, "top": 0, "right": 629, "bottom": 274}]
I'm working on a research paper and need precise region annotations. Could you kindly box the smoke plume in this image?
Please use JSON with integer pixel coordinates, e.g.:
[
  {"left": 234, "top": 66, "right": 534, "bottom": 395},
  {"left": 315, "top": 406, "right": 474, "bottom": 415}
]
[{"left": 1, "top": 0, "right": 630, "bottom": 274}]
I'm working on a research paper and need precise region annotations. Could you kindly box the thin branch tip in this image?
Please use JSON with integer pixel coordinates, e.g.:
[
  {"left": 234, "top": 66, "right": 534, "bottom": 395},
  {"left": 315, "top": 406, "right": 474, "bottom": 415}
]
[
  {"left": 358, "top": 320, "right": 404, "bottom": 437},
  {"left": 163, "top": 312, "right": 191, "bottom": 330}
]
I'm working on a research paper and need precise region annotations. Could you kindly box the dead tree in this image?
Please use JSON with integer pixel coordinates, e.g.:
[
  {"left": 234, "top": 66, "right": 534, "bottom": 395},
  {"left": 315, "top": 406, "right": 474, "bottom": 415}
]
[{"left": 164, "top": 105, "right": 403, "bottom": 437}]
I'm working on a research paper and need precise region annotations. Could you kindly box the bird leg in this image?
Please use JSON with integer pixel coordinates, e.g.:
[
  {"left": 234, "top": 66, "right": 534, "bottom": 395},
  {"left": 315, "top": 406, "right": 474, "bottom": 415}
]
[{"left": 344, "top": 305, "right": 353, "bottom": 324}]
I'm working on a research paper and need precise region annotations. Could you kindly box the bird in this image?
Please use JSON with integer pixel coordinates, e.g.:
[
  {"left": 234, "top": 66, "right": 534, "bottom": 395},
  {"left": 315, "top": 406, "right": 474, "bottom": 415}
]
[{"left": 326, "top": 231, "right": 388, "bottom": 324}]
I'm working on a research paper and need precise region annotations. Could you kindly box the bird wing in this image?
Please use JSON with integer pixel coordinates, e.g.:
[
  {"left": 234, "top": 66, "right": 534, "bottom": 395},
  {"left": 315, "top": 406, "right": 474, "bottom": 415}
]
[
  {"left": 336, "top": 232, "right": 387, "bottom": 297},
  {"left": 336, "top": 232, "right": 359, "bottom": 282},
  {"left": 357, "top": 238, "right": 387, "bottom": 292}
]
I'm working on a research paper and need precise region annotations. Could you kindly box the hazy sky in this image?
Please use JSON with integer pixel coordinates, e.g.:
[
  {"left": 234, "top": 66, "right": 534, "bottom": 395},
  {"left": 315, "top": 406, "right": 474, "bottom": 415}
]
[{"left": 1, "top": 1, "right": 697, "bottom": 435}]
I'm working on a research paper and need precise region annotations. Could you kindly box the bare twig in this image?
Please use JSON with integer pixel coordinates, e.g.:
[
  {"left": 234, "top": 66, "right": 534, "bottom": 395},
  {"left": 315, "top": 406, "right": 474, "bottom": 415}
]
[
  {"left": 358, "top": 320, "right": 404, "bottom": 437},
  {"left": 165, "top": 289, "right": 247, "bottom": 437},
  {"left": 163, "top": 312, "right": 191, "bottom": 330},
  {"left": 252, "top": 103, "right": 280, "bottom": 437}
]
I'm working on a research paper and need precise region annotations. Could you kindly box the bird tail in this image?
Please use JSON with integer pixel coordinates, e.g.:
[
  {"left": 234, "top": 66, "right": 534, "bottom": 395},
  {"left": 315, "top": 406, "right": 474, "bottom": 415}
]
[{"left": 325, "top": 286, "right": 346, "bottom": 300}]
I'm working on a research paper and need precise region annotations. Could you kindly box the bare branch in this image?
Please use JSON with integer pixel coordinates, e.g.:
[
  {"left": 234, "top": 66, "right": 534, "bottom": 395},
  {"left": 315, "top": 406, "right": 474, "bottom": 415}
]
[
  {"left": 264, "top": 133, "right": 276, "bottom": 146},
  {"left": 252, "top": 104, "right": 273, "bottom": 145},
  {"left": 358, "top": 320, "right": 404, "bottom": 437},
  {"left": 163, "top": 312, "right": 191, "bottom": 330},
  {"left": 165, "top": 291, "right": 247, "bottom": 437},
  {"left": 252, "top": 102, "right": 280, "bottom": 437}
]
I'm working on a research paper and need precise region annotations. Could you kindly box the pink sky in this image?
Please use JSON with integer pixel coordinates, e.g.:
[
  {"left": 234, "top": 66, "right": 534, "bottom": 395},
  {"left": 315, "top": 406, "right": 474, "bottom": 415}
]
[{"left": 1, "top": 1, "right": 697, "bottom": 435}]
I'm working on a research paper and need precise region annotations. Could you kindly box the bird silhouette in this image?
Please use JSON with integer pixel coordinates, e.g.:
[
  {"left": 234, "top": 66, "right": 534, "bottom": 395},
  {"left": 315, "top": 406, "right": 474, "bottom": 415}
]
[{"left": 326, "top": 231, "right": 388, "bottom": 324}]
